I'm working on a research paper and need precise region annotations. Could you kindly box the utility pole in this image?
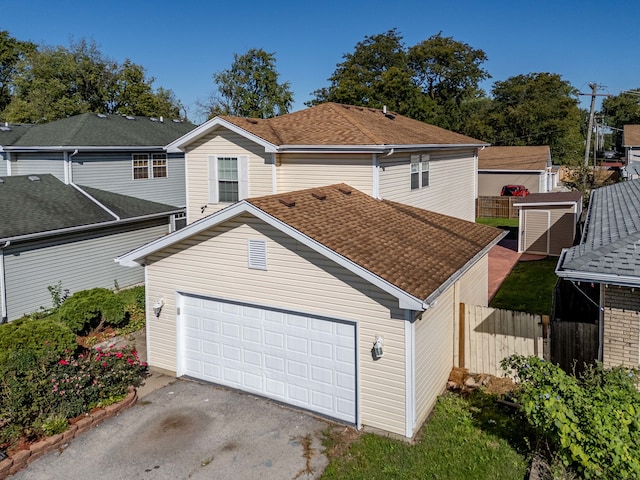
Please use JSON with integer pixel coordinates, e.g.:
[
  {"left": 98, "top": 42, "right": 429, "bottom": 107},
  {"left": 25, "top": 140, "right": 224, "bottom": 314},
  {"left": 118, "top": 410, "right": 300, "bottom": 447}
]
[
  {"left": 584, "top": 83, "right": 597, "bottom": 167},
  {"left": 579, "top": 84, "right": 611, "bottom": 167}
]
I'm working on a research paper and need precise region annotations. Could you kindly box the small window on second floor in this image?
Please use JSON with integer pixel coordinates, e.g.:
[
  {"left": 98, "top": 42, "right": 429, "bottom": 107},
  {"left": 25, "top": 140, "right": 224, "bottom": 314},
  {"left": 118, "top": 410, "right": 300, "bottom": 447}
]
[
  {"left": 410, "top": 154, "right": 430, "bottom": 190},
  {"left": 152, "top": 153, "right": 168, "bottom": 178},
  {"left": 133, "top": 153, "right": 168, "bottom": 179},
  {"left": 133, "top": 154, "right": 149, "bottom": 179}
]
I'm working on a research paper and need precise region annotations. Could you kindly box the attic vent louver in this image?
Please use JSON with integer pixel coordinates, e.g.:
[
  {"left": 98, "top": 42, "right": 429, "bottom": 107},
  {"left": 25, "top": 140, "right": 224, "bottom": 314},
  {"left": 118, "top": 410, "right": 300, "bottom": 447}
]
[
  {"left": 28, "top": 175, "right": 40, "bottom": 182},
  {"left": 125, "top": 115, "right": 135, "bottom": 120},
  {"left": 248, "top": 239, "right": 267, "bottom": 270},
  {"left": 172, "top": 119, "right": 182, "bottom": 123},
  {"left": 0, "top": 178, "right": 4, "bottom": 184},
  {"left": 96, "top": 113, "right": 107, "bottom": 118},
  {"left": 338, "top": 186, "right": 352, "bottom": 195},
  {"left": 0, "top": 126, "right": 10, "bottom": 132},
  {"left": 150, "top": 117, "right": 159, "bottom": 122}
]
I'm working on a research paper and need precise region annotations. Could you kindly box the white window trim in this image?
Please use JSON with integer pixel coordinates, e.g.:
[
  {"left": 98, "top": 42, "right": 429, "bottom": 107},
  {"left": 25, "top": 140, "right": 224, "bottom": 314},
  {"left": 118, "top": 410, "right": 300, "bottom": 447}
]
[
  {"left": 208, "top": 155, "right": 248, "bottom": 204},
  {"left": 132, "top": 153, "right": 168, "bottom": 180},
  {"left": 410, "top": 154, "right": 430, "bottom": 190}
]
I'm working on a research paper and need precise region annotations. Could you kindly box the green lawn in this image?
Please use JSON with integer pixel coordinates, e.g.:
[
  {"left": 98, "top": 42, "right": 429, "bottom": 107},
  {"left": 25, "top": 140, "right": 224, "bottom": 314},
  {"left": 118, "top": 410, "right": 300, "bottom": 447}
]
[
  {"left": 476, "top": 217, "right": 519, "bottom": 240},
  {"left": 321, "top": 392, "right": 531, "bottom": 480},
  {"left": 490, "top": 257, "right": 558, "bottom": 315}
]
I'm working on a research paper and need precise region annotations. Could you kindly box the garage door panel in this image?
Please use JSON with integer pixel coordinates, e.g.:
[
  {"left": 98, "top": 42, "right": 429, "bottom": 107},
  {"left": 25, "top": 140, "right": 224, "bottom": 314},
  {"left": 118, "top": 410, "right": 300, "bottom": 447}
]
[{"left": 180, "top": 295, "right": 356, "bottom": 423}]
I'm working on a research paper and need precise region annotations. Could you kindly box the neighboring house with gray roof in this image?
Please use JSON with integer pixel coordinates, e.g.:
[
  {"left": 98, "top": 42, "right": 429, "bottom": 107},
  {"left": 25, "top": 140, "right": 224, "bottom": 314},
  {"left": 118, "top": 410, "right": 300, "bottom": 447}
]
[
  {"left": 0, "top": 174, "right": 181, "bottom": 322},
  {"left": 477, "top": 145, "right": 556, "bottom": 196},
  {"left": 555, "top": 178, "right": 640, "bottom": 369},
  {"left": 623, "top": 125, "right": 640, "bottom": 179},
  {"left": 0, "top": 113, "right": 195, "bottom": 214}
]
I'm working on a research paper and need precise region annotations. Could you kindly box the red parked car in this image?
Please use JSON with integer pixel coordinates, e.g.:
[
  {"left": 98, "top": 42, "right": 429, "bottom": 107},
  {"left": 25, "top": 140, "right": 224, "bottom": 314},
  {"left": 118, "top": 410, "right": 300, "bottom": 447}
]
[{"left": 500, "top": 185, "right": 529, "bottom": 196}]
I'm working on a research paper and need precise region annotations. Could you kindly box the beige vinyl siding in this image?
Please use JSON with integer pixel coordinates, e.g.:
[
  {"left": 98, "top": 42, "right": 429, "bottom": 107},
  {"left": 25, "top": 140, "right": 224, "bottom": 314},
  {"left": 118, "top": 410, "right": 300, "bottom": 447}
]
[
  {"left": 457, "top": 254, "right": 489, "bottom": 307},
  {"left": 276, "top": 154, "right": 373, "bottom": 195},
  {"left": 184, "top": 129, "right": 273, "bottom": 222},
  {"left": 145, "top": 214, "right": 408, "bottom": 435},
  {"left": 478, "top": 171, "right": 545, "bottom": 196},
  {"left": 520, "top": 205, "right": 577, "bottom": 256},
  {"left": 414, "top": 285, "right": 455, "bottom": 428},
  {"left": 379, "top": 149, "right": 476, "bottom": 221}
]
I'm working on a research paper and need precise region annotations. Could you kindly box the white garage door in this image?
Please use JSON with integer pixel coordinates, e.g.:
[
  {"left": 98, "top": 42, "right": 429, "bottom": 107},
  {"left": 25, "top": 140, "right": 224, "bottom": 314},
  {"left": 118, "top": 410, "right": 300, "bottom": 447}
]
[{"left": 178, "top": 294, "right": 357, "bottom": 423}]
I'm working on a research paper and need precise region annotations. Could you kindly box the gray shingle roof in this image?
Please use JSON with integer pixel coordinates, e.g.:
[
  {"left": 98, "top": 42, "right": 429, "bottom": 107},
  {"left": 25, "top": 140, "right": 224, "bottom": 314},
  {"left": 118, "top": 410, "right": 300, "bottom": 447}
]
[
  {"left": 557, "top": 179, "right": 640, "bottom": 284},
  {"left": 0, "top": 174, "right": 179, "bottom": 240},
  {"left": 5, "top": 114, "right": 195, "bottom": 148},
  {"left": 0, "top": 124, "right": 35, "bottom": 146}
]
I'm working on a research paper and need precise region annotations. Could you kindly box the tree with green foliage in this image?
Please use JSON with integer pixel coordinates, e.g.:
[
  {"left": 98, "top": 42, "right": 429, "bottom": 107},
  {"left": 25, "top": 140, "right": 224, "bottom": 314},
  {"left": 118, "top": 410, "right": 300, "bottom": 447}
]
[
  {"left": 485, "top": 73, "right": 584, "bottom": 165},
  {"left": 3, "top": 37, "right": 184, "bottom": 123},
  {"left": 202, "top": 48, "right": 293, "bottom": 119},
  {"left": 601, "top": 90, "right": 640, "bottom": 148},
  {"left": 0, "top": 30, "right": 35, "bottom": 116},
  {"left": 308, "top": 29, "right": 490, "bottom": 131}
]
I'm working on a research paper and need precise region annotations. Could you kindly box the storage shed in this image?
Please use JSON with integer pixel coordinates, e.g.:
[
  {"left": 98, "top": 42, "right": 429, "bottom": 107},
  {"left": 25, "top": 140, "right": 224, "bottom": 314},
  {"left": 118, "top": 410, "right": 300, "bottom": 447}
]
[{"left": 514, "top": 192, "right": 583, "bottom": 256}]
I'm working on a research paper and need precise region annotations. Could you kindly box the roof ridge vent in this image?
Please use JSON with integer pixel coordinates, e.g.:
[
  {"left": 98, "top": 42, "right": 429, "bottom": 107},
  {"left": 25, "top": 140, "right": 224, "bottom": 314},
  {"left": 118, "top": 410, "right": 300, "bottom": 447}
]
[
  {"left": 28, "top": 175, "right": 40, "bottom": 182},
  {"left": 311, "top": 190, "right": 327, "bottom": 200},
  {"left": 279, "top": 197, "right": 296, "bottom": 208}
]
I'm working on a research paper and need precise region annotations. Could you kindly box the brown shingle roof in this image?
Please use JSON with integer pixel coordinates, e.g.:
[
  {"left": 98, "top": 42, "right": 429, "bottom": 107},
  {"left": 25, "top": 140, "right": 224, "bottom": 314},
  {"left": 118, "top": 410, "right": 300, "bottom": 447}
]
[
  {"left": 221, "top": 103, "right": 484, "bottom": 147},
  {"left": 624, "top": 125, "right": 640, "bottom": 147},
  {"left": 478, "top": 146, "right": 550, "bottom": 170},
  {"left": 248, "top": 184, "right": 503, "bottom": 300},
  {"left": 514, "top": 192, "right": 583, "bottom": 204}
]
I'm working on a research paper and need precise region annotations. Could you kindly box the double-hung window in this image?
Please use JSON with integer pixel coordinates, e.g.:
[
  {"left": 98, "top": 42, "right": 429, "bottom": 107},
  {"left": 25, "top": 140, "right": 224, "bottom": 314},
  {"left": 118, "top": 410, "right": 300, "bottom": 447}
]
[
  {"left": 208, "top": 155, "right": 248, "bottom": 204},
  {"left": 410, "top": 154, "right": 430, "bottom": 190},
  {"left": 132, "top": 153, "right": 168, "bottom": 179}
]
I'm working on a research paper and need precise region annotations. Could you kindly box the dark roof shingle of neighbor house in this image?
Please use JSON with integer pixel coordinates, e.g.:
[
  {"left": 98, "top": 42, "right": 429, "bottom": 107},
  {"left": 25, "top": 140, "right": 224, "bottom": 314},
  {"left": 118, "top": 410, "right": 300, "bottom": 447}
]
[
  {"left": 221, "top": 102, "right": 486, "bottom": 147},
  {"left": 623, "top": 125, "right": 640, "bottom": 147},
  {"left": 478, "top": 145, "right": 551, "bottom": 170},
  {"left": 514, "top": 192, "right": 583, "bottom": 205},
  {"left": 248, "top": 183, "right": 504, "bottom": 300},
  {"left": 7, "top": 113, "right": 195, "bottom": 148},
  {"left": 0, "top": 174, "right": 179, "bottom": 240},
  {"left": 558, "top": 179, "right": 640, "bottom": 282},
  {"left": 0, "top": 124, "right": 34, "bottom": 145}
]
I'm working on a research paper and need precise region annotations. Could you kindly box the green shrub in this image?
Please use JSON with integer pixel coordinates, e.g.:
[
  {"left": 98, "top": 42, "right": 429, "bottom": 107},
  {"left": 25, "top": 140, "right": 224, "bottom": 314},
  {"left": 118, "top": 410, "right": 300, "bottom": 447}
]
[
  {"left": 33, "top": 414, "right": 68, "bottom": 437},
  {"left": 0, "top": 317, "right": 76, "bottom": 367},
  {"left": 502, "top": 355, "right": 640, "bottom": 479},
  {"left": 57, "top": 287, "right": 126, "bottom": 334}
]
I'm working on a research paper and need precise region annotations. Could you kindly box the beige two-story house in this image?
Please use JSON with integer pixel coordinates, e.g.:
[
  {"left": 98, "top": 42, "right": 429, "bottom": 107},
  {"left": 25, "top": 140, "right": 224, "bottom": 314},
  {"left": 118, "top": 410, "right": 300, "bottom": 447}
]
[
  {"left": 167, "top": 102, "right": 486, "bottom": 223},
  {"left": 117, "top": 103, "right": 505, "bottom": 439}
]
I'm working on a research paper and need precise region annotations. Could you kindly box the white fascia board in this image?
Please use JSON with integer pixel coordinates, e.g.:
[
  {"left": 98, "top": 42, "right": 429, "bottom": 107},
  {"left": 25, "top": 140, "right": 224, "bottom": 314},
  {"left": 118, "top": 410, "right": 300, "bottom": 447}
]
[
  {"left": 478, "top": 169, "right": 545, "bottom": 174},
  {"left": 422, "top": 229, "right": 508, "bottom": 307},
  {"left": 165, "top": 117, "right": 277, "bottom": 153},
  {"left": 3, "top": 146, "right": 165, "bottom": 152},
  {"left": 513, "top": 201, "right": 579, "bottom": 207},
  {"left": 2, "top": 210, "right": 180, "bottom": 245},
  {"left": 116, "top": 201, "right": 425, "bottom": 309},
  {"left": 555, "top": 268, "right": 640, "bottom": 288}
]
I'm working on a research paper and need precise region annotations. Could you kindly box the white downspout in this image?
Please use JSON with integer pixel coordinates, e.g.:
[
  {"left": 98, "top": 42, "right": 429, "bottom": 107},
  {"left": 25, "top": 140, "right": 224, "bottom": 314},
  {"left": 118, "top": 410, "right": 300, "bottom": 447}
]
[
  {"left": 271, "top": 153, "right": 278, "bottom": 194},
  {"left": 372, "top": 154, "right": 380, "bottom": 199},
  {"left": 404, "top": 309, "right": 415, "bottom": 438},
  {"left": 0, "top": 241, "right": 9, "bottom": 323},
  {"left": 6, "top": 152, "right": 11, "bottom": 176},
  {"left": 64, "top": 149, "right": 79, "bottom": 184}
]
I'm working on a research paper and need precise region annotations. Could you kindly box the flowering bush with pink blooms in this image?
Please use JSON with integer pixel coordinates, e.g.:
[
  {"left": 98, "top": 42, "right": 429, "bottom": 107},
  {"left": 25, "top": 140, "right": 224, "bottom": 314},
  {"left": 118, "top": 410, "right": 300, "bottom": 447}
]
[{"left": 0, "top": 345, "right": 146, "bottom": 446}]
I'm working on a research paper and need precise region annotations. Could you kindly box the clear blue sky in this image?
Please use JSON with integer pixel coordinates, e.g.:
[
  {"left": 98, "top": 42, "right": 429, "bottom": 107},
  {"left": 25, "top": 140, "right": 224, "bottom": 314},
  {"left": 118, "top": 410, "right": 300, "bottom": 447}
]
[{"left": 3, "top": 0, "right": 638, "bottom": 123}]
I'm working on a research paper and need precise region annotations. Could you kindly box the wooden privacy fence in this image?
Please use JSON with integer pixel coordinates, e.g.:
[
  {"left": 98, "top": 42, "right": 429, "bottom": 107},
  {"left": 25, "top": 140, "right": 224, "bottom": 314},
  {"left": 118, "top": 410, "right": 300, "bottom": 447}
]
[
  {"left": 458, "top": 303, "right": 546, "bottom": 377},
  {"left": 476, "top": 196, "right": 520, "bottom": 218}
]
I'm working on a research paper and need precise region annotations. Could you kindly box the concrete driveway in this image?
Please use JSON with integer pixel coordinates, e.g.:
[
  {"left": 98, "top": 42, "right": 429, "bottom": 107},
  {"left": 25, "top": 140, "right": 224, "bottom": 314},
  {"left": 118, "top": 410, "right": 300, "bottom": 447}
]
[{"left": 12, "top": 379, "right": 330, "bottom": 480}]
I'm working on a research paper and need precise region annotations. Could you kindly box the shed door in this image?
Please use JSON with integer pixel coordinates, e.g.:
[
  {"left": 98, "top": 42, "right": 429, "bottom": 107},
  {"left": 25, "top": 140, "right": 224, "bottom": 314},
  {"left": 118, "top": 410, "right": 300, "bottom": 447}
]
[
  {"left": 523, "top": 210, "right": 550, "bottom": 254},
  {"left": 178, "top": 294, "right": 357, "bottom": 423}
]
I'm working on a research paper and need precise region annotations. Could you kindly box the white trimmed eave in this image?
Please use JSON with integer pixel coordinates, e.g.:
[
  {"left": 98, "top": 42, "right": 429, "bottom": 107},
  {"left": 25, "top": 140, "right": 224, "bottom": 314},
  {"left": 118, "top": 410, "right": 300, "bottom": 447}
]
[
  {"left": 116, "top": 201, "right": 426, "bottom": 310},
  {"left": 421, "top": 229, "right": 508, "bottom": 307},
  {"left": 275, "top": 143, "right": 487, "bottom": 154},
  {"left": 478, "top": 169, "right": 546, "bottom": 174},
  {"left": 165, "top": 117, "right": 277, "bottom": 153},
  {"left": 1, "top": 209, "right": 182, "bottom": 245},
  {"left": 555, "top": 249, "right": 640, "bottom": 288},
  {"left": 3, "top": 146, "right": 166, "bottom": 152}
]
